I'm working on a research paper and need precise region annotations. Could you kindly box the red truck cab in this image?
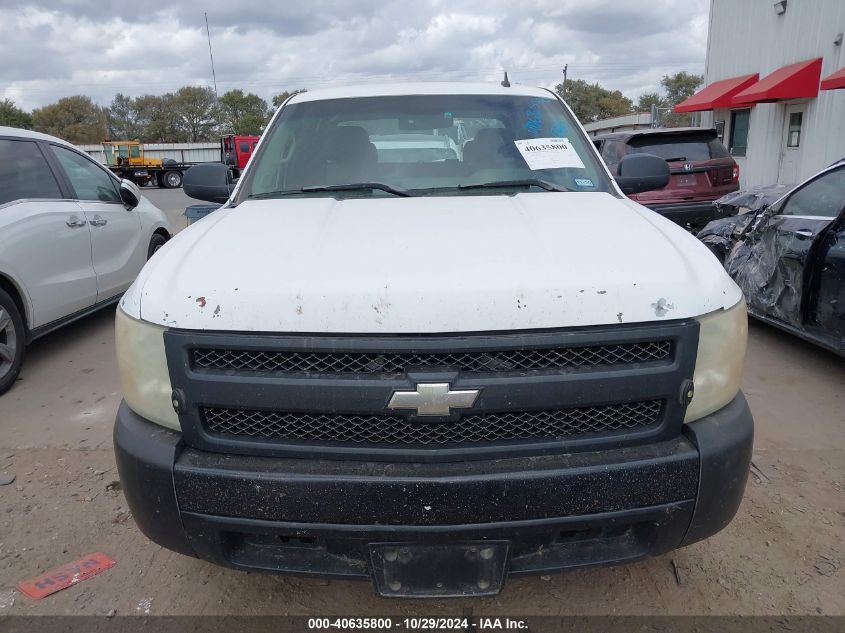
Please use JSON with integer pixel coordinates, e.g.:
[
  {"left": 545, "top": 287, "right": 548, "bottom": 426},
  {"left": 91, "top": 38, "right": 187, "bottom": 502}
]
[{"left": 221, "top": 134, "right": 259, "bottom": 177}]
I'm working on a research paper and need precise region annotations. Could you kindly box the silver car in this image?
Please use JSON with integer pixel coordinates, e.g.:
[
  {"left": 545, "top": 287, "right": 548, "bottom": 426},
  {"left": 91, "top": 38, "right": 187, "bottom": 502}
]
[{"left": 0, "top": 126, "right": 172, "bottom": 395}]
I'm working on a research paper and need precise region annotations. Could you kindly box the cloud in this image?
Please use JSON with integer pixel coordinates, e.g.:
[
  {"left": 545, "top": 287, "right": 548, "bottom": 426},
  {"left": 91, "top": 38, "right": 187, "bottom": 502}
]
[{"left": 0, "top": 0, "right": 709, "bottom": 111}]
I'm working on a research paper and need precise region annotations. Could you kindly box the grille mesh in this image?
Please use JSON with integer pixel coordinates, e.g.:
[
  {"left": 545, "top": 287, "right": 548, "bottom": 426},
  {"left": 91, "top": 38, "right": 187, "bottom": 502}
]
[
  {"left": 201, "top": 401, "right": 662, "bottom": 446},
  {"left": 193, "top": 341, "right": 671, "bottom": 374}
]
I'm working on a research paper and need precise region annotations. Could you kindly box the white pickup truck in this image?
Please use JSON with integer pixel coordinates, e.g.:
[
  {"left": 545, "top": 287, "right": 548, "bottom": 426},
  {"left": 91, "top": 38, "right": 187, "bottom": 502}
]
[{"left": 114, "top": 83, "right": 752, "bottom": 598}]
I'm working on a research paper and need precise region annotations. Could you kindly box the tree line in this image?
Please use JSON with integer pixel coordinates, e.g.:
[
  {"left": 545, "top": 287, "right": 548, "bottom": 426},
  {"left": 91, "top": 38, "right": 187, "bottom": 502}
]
[
  {"left": 0, "top": 72, "right": 701, "bottom": 145},
  {"left": 555, "top": 71, "right": 703, "bottom": 127},
  {"left": 0, "top": 87, "right": 304, "bottom": 144}
]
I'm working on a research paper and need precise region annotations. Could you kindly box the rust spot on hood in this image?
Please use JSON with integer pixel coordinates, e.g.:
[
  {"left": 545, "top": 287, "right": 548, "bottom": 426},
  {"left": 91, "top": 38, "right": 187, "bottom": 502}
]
[{"left": 196, "top": 296, "right": 207, "bottom": 308}]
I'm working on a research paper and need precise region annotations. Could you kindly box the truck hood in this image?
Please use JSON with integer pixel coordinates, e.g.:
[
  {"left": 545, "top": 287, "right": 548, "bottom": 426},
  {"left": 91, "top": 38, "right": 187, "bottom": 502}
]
[{"left": 122, "top": 192, "right": 742, "bottom": 333}]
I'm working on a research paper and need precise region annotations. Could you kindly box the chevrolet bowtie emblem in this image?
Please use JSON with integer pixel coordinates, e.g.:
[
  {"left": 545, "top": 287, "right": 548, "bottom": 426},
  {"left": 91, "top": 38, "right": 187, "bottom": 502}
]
[{"left": 387, "top": 383, "right": 480, "bottom": 416}]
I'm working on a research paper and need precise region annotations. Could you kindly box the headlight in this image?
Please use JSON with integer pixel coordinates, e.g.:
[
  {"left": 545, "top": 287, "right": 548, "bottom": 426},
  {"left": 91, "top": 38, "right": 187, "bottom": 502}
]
[
  {"left": 684, "top": 298, "right": 747, "bottom": 423},
  {"left": 115, "top": 307, "right": 180, "bottom": 431}
]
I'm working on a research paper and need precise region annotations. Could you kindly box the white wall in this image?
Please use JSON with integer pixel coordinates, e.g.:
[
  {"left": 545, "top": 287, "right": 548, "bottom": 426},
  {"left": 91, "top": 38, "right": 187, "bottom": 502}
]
[
  {"left": 76, "top": 142, "right": 220, "bottom": 165},
  {"left": 702, "top": 0, "right": 845, "bottom": 186},
  {"left": 583, "top": 112, "right": 653, "bottom": 137}
]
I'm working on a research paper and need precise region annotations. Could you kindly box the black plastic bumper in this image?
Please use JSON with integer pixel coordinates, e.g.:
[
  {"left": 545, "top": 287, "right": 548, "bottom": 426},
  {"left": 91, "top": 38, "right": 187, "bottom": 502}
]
[
  {"left": 647, "top": 201, "right": 719, "bottom": 227},
  {"left": 114, "top": 394, "right": 753, "bottom": 581}
]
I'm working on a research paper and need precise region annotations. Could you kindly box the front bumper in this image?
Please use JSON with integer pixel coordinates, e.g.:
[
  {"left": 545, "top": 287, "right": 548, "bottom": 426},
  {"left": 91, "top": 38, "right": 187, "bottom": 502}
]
[{"left": 114, "top": 394, "right": 753, "bottom": 588}]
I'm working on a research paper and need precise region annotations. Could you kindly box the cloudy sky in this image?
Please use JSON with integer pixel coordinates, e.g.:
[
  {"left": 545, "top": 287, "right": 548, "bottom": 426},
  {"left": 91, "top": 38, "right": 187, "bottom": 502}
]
[{"left": 1, "top": 0, "right": 709, "bottom": 111}]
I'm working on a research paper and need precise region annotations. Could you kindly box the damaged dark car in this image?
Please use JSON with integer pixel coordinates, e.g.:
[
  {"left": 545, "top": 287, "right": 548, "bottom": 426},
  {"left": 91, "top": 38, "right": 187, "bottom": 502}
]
[{"left": 699, "top": 160, "right": 845, "bottom": 355}]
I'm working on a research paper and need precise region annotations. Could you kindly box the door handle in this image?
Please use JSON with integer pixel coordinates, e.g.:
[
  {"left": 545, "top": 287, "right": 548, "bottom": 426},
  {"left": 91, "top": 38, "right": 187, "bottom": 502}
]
[
  {"left": 89, "top": 215, "right": 108, "bottom": 227},
  {"left": 794, "top": 229, "right": 814, "bottom": 239},
  {"left": 66, "top": 215, "right": 87, "bottom": 228}
]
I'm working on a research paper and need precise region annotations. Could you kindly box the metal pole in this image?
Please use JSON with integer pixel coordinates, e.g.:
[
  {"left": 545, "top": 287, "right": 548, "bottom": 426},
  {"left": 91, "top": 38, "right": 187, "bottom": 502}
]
[
  {"left": 205, "top": 12, "right": 218, "bottom": 98},
  {"left": 561, "top": 64, "right": 568, "bottom": 100}
]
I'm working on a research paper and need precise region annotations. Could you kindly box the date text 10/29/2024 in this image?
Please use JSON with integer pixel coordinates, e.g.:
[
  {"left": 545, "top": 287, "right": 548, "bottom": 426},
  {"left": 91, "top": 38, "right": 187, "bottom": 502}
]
[{"left": 307, "top": 618, "right": 530, "bottom": 630}]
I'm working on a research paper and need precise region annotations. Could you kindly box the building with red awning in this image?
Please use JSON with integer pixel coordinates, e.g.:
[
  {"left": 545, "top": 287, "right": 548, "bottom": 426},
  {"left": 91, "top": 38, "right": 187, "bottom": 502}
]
[
  {"left": 675, "top": 74, "right": 759, "bottom": 113},
  {"left": 820, "top": 66, "right": 845, "bottom": 91},
  {"left": 686, "top": 0, "right": 845, "bottom": 186}
]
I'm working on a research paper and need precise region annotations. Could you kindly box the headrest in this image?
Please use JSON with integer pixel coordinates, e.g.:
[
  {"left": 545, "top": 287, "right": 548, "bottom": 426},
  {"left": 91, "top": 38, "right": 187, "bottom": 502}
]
[
  {"left": 331, "top": 126, "right": 371, "bottom": 149},
  {"left": 473, "top": 128, "right": 511, "bottom": 147}
]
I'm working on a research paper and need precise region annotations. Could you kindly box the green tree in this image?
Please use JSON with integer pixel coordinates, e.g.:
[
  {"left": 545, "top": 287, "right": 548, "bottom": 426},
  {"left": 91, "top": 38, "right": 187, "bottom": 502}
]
[
  {"left": 170, "top": 86, "right": 219, "bottom": 142},
  {"left": 107, "top": 93, "right": 141, "bottom": 140},
  {"left": 635, "top": 92, "right": 665, "bottom": 113},
  {"left": 133, "top": 94, "right": 184, "bottom": 142},
  {"left": 271, "top": 89, "right": 306, "bottom": 108},
  {"left": 0, "top": 99, "right": 32, "bottom": 128},
  {"left": 662, "top": 71, "right": 703, "bottom": 106},
  {"left": 554, "top": 79, "right": 633, "bottom": 124},
  {"left": 31, "top": 95, "right": 108, "bottom": 143},
  {"left": 218, "top": 89, "right": 270, "bottom": 135},
  {"left": 661, "top": 71, "right": 703, "bottom": 127}
]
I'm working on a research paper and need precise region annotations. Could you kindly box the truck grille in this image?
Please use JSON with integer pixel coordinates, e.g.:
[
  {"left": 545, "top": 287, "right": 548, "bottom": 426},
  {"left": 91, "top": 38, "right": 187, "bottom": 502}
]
[
  {"left": 192, "top": 341, "right": 671, "bottom": 374},
  {"left": 167, "top": 322, "right": 697, "bottom": 461},
  {"left": 201, "top": 400, "right": 663, "bottom": 446}
]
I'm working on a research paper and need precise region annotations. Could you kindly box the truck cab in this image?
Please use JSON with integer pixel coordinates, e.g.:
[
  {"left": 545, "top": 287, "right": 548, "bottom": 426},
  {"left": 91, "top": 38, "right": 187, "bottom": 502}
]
[
  {"left": 220, "top": 134, "right": 259, "bottom": 178},
  {"left": 103, "top": 140, "right": 161, "bottom": 169},
  {"left": 114, "top": 83, "right": 753, "bottom": 598}
]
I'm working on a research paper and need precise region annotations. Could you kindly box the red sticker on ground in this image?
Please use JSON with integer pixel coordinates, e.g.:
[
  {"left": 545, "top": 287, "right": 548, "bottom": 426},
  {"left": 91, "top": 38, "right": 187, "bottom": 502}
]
[{"left": 17, "top": 552, "right": 116, "bottom": 600}]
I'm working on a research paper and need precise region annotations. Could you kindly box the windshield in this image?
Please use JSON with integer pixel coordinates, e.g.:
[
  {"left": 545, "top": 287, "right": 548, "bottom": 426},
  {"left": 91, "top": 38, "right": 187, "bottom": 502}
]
[{"left": 239, "top": 93, "right": 612, "bottom": 200}]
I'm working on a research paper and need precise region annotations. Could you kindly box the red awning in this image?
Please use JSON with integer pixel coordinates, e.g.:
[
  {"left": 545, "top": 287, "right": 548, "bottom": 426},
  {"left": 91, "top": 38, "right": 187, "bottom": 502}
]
[
  {"left": 674, "top": 74, "right": 759, "bottom": 113},
  {"left": 732, "top": 58, "right": 823, "bottom": 105},
  {"left": 820, "top": 66, "right": 845, "bottom": 90}
]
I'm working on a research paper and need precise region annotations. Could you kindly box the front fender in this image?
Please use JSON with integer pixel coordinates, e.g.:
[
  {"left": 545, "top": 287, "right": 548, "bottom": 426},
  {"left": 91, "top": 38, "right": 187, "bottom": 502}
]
[
  {"left": 0, "top": 261, "right": 35, "bottom": 335},
  {"left": 136, "top": 196, "right": 174, "bottom": 239}
]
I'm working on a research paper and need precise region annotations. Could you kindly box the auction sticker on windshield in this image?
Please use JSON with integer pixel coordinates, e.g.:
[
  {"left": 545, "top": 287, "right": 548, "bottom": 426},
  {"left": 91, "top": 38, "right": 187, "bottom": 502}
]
[{"left": 514, "top": 138, "right": 585, "bottom": 170}]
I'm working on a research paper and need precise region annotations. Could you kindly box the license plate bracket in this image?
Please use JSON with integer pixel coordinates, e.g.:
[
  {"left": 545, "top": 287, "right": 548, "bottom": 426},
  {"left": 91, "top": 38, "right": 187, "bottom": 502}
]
[{"left": 369, "top": 541, "right": 509, "bottom": 598}]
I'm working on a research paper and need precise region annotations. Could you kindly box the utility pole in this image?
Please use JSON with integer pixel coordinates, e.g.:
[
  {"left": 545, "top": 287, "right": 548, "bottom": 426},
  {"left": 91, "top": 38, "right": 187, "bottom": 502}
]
[
  {"left": 561, "top": 64, "right": 568, "bottom": 100},
  {"left": 205, "top": 12, "right": 218, "bottom": 98}
]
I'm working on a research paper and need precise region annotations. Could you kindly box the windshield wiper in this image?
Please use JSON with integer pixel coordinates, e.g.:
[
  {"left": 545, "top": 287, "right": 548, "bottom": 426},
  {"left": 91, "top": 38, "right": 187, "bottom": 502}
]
[
  {"left": 249, "top": 182, "right": 412, "bottom": 199},
  {"left": 248, "top": 189, "right": 312, "bottom": 199},
  {"left": 301, "top": 182, "right": 412, "bottom": 197},
  {"left": 457, "top": 179, "right": 572, "bottom": 193}
]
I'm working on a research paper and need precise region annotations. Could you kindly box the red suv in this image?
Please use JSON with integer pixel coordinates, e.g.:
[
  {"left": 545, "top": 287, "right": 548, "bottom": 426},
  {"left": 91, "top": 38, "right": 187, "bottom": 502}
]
[{"left": 594, "top": 128, "right": 739, "bottom": 228}]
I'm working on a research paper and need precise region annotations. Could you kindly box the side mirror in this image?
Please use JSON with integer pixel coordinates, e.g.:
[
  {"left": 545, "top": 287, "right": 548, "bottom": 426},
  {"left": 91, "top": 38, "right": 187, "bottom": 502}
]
[
  {"left": 183, "top": 163, "right": 233, "bottom": 204},
  {"left": 119, "top": 179, "right": 141, "bottom": 208},
  {"left": 615, "top": 153, "right": 670, "bottom": 195}
]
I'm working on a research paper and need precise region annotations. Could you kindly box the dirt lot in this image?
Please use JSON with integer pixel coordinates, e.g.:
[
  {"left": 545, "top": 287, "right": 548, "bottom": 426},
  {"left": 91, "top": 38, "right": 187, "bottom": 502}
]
[{"left": 0, "top": 188, "right": 843, "bottom": 617}]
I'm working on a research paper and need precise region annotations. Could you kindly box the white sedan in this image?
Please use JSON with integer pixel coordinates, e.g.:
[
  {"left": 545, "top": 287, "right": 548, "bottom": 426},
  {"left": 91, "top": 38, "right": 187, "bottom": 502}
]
[{"left": 0, "top": 126, "right": 172, "bottom": 395}]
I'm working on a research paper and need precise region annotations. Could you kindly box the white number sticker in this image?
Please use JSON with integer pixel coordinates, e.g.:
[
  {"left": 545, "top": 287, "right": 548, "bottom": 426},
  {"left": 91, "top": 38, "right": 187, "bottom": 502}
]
[{"left": 513, "top": 138, "right": 586, "bottom": 170}]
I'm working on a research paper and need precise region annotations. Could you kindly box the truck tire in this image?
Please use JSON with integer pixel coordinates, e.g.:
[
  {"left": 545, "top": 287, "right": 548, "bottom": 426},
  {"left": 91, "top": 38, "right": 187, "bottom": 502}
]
[
  {"left": 163, "top": 170, "right": 183, "bottom": 189},
  {"left": 0, "top": 288, "right": 26, "bottom": 396}
]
